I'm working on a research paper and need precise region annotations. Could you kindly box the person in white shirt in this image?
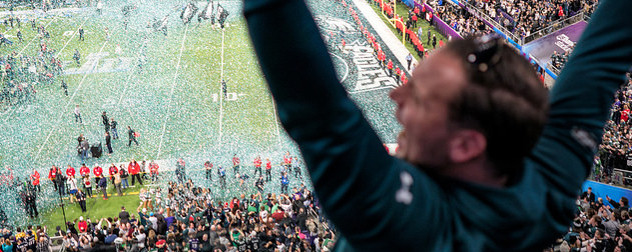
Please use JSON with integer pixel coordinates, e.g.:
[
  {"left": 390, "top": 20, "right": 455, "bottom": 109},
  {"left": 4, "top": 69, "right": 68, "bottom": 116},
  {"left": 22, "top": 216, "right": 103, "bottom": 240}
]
[{"left": 74, "top": 105, "right": 82, "bottom": 123}]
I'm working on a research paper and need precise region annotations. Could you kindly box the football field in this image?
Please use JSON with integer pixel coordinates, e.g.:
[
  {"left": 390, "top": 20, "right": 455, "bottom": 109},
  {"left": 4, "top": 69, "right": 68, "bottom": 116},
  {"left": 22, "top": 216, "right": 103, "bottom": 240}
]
[{"left": 0, "top": 0, "right": 403, "bottom": 227}]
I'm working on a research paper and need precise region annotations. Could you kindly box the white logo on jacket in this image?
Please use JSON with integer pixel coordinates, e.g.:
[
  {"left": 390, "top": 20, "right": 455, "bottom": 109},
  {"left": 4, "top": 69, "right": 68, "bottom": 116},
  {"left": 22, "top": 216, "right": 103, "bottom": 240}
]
[{"left": 396, "top": 171, "right": 413, "bottom": 205}]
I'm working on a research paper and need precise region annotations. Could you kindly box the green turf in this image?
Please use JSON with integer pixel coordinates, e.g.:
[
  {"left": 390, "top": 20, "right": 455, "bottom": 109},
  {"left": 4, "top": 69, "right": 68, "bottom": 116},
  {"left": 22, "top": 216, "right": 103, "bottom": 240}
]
[
  {"left": 40, "top": 189, "right": 142, "bottom": 235},
  {"left": 0, "top": 0, "right": 401, "bottom": 229},
  {"left": 368, "top": 0, "right": 448, "bottom": 60}
]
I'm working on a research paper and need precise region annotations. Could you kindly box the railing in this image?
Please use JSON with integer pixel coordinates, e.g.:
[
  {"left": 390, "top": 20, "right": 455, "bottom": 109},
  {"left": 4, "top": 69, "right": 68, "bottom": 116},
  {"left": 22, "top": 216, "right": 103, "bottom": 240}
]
[
  {"left": 549, "top": 64, "right": 562, "bottom": 76},
  {"left": 462, "top": 2, "right": 523, "bottom": 45},
  {"left": 523, "top": 13, "right": 586, "bottom": 44}
]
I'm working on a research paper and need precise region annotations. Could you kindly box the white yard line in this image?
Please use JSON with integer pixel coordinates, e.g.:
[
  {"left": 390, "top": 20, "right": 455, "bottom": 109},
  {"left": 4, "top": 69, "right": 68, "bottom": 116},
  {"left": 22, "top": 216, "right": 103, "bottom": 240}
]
[
  {"left": 54, "top": 16, "right": 89, "bottom": 58},
  {"left": 1, "top": 15, "right": 89, "bottom": 123},
  {"left": 156, "top": 25, "right": 189, "bottom": 159},
  {"left": 34, "top": 39, "right": 109, "bottom": 161},
  {"left": 17, "top": 15, "right": 58, "bottom": 57},
  {"left": 270, "top": 98, "right": 282, "bottom": 145},
  {"left": 217, "top": 29, "right": 226, "bottom": 147},
  {"left": 117, "top": 36, "right": 149, "bottom": 104},
  {"left": 330, "top": 53, "right": 349, "bottom": 83}
]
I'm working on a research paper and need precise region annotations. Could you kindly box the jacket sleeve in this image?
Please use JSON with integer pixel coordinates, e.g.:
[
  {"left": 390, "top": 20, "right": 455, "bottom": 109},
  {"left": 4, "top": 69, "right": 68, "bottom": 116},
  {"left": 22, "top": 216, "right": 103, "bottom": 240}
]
[
  {"left": 529, "top": 0, "right": 632, "bottom": 194},
  {"left": 244, "top": 0, "right": 449, "bottom": 249}
]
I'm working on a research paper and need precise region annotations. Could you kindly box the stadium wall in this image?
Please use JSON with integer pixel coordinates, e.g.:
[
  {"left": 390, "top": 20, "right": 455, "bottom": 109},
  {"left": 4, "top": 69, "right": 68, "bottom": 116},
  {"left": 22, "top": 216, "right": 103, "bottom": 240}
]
[{"left": 583, "top": 180, "right": 632, "bottom": 208}]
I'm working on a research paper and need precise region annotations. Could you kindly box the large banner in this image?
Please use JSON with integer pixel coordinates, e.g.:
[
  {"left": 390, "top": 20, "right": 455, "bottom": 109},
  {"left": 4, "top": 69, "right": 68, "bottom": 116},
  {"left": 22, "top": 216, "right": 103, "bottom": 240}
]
[{"left": 522, "top": 21, "right": 588, "bottom": 68}]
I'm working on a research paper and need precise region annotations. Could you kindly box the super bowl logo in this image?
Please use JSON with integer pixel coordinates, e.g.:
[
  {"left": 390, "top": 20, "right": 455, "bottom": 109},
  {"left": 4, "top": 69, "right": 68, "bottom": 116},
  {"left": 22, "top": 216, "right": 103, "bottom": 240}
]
[{"left": 314, "top": 15, "right": 357, "bottom": 33}]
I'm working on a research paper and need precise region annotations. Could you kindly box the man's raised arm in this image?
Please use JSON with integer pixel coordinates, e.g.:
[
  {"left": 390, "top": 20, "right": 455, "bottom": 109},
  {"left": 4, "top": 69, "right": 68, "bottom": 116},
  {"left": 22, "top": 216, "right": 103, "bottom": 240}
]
[
  {"left": 530, "top": 0, "right": 632, "bottom": 193},
  {"left": 244, "top": 0, "right": 447, "bottom": 250}
]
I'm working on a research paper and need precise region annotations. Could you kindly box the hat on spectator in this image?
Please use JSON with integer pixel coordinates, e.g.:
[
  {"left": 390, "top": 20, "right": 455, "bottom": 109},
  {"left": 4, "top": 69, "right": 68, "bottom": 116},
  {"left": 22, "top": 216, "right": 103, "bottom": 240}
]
[
  {"left": 156, "top": 239, "right": 166, "bottom": 248},
  {"left": 80, "top": 216, "right": 83, "bottom": 221}
]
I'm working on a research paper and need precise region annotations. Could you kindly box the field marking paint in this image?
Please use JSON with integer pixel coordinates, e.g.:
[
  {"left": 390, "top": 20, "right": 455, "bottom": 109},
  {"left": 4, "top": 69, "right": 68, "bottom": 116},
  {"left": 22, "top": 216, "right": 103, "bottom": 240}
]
[
  {"left": 34, "top": 39, "right": 109, "bottom": 161},
  {"left": 55, "top": 16, "right": 89, "bottom": 58},
  {"left": 330, "top": 53, "right": 349, "bottom": 83},
  {"left": 117, "top": 39, "right": 149, "bottom": 104},
  {"left": 17, "top": 15, "right": 58, "bottom": 57},
  {"left": 348, "top": 85, "right": 393, "bottom": 94},
  {"left": 270, "top": 99, "right": 282, "bottom": 145},
  {"left": 1, "top": 14, "right": 93, "bottom": 128},
  {"left": 156, "top": 25, "right": 189, "bottom": 159},
  {"left": 217, "top": 29, "right": 226, "bottom": 147}
]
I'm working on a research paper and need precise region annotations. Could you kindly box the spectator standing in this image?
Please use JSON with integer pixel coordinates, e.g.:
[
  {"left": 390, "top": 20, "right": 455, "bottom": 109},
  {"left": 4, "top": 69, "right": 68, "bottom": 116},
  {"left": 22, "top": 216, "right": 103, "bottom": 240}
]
[
  {"left": 128, "top": 160, "right": 142, "bottom": 186},
  {"left": 204, "top": 161, "right": 213, "bottom": 180},
  {"left": 127, "top": 126, "right": 139, "bottom": 146},
  {"left": 78, "top": 27, "right": 84, "bottom": 41},
  {"left": 105, "top": 132, "right": 112, "bottom": 155},
  {"left": 265, "top": 158, "right": 272, "bottom": 182},
  {"left": 119, "top": 164, "right": 129, "bottom": 189},
  {"left": 48, "top": 166, "right": 58, "bottom": 191},
  {"left": 176, "top": 158, "right": 186, "bottom": 182},
  {"left": 149, "top": 161, "right": 159, "bottom": 182},
  {"left": 76, "top": 189, "right": 86, "bottom": 212},
  {"left": 102, "top": 112, "right": 110, "bottom": 133},
  {"left": 73, "top": 105, "right": 82, "bottom": 123},
  {"left": 242, "top": 0, "right": 632, "bottom": 249},
  {"left": 232, "top": 154, "right": 241, "bottom": 175},
  {"left": 30, "top": 170, "right": 40, "bottom": 192},
  {"left": 79, "top": 138, "right": 89, "bottom": 162},
  {"left": 581, "top": 187, "right": 596, "bottom": 203},
  {"left": 253, "top": 156, "right": 262, "bottom": 177},
  {"left": 218, "top": 166, "right": 226, "bottom": 189},
  {"left": 119, "top": 207, "right": 130, "bottom": 224},
  {"left": 110, "top": 118, "right": 118, "bottom": 139},
  {"left": 82, "top": 176, "right": 92, "bottom": 198},
  {"left": 114, "top": 171, "right": 122, "bottom": 196},
  {"left": 98, "top": 175, "right": 108, "bottom": 200},
  {"left": 280, "top": 172, "right": 289, "bottom": 194},
  {"left": 61, "top": 80, "right": 68, "bottom": 96},
  {"left": 108, "top": 164, "right": 118, "bottom": 185},
  {"left": 92, "top": 164, "right": 103, "bottom": 188}
]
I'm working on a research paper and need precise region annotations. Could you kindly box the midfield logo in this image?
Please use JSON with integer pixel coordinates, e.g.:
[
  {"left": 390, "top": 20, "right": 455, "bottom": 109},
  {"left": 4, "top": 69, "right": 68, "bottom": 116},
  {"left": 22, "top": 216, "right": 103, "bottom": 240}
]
[
  {"left": 64, "top": 52, "right": 134, "bottom": 75},
  {"left": 314, "top": 15, "right": 357, "bottom": 33},
  {"left": 346, "top": 40, "right": 398, "bottom": 93}
]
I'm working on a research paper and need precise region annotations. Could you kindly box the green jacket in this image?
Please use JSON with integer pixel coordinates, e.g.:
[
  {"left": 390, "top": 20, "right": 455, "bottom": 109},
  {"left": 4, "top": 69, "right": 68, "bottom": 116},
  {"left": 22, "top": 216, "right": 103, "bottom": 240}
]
[{"left": 244, "top": 0, "right": 632, "bottom": 250}]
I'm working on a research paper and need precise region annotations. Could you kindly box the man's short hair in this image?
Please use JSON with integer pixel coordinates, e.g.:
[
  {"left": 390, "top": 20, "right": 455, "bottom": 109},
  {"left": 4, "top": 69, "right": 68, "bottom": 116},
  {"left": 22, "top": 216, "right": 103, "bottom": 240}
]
[
  {"left": 443, "top": 36, "right": 549, "bottom": 180},
  {"left": 622, "top": 197, "right": 629, "bottom": 206}
]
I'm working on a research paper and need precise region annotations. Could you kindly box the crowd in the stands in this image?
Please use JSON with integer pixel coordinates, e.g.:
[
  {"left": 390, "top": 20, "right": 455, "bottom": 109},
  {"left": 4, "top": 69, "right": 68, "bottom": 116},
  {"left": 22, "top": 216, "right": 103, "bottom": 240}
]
[
  {"left": 54, "top": 180, "right": 335, "bottom": 252},
  {"left": 550, "top": 187, "right": 632, "bottom": 252},
  {"left": 469, "top": 0, "right": 596, "bottom": 39},
  {"left": 592, "top": 76, "right": 632, "bottom": 186}
]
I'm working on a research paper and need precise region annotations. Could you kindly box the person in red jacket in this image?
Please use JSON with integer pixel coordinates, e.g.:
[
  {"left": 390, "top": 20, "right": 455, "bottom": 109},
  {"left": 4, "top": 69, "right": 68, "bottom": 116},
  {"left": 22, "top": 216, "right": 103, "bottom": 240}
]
[
  {"left": 79, "top": 164, "right": 90, "bottom": 178},
  {"left": 149, "top": 160, "right": 159, "bottom": 182},
  {"left": 265, "top": 158, "right": 272, "bottom": 182},
  {"left": 30, "top": 170, "right": 40, "bottom": 192},
  {"left": 66, "top": 165, "right": 76, "bottom": 178},
  {"left": 232, "top": 155, "right": 241, "bottom": 176},
  {"left": 387, "top": 59, "right": 393, "bottom": 76},
  {"left": 108, "top": 164, "right": 118, "bottom": 185},
  {"left": 254, "top": 156, "right": 263, "bottom": 177},
  {"left": 93, "top": 164, "right": 103, "bottom": 187},
  {"left": 283, "top": 152, "right": 292, "bottom": 172},
  {"left": 48, "top": 166, "right": 58, "bottom": 191},
  {"left": 128, "top": 160, "right": 142, "bottom": 186},
  {"left": 77, "top": 216, "right": 87, "bottom": 233}
]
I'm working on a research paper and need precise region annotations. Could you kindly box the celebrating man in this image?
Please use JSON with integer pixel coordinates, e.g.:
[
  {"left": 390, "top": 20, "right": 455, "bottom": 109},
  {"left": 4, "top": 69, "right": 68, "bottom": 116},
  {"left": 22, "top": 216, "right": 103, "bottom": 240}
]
[{"left": 243, "top": 0, "right": 632, "bottom": 250}]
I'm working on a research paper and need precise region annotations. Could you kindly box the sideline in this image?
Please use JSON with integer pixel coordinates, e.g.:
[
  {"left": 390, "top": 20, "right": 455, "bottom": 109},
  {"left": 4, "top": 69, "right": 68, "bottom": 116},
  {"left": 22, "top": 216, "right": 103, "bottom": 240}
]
[{"left": 351, "top": 0, "right": 416, "bottom": 75}]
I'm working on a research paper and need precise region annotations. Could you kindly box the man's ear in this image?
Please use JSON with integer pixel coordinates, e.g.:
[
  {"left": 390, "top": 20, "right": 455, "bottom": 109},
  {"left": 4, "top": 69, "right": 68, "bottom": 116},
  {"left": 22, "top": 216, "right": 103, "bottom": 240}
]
[{"left": 448, "top": 129, "right": 487, "bottom": 163}]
